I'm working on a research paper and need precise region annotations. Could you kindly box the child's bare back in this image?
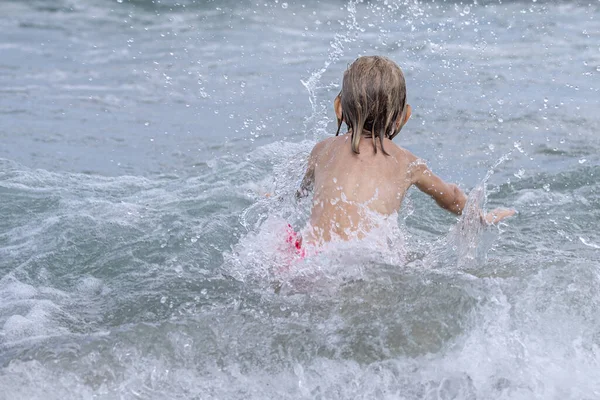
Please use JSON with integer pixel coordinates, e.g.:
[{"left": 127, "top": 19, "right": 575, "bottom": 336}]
[
  {"left": 298, "top": 56, "right": 514, "bottom": 245},
  {"left": 301, "top": 134, "right": 413, "bottom": 242}
]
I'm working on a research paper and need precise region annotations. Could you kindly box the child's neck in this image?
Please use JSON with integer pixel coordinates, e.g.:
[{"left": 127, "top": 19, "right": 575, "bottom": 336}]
[{"left": 348, "top": 128, "right": 379, "bottom": 139}]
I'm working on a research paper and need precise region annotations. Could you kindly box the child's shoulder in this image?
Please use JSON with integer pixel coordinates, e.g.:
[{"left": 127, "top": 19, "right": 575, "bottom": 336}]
[
  {"left": 312, "top": 134, "right": 345, "bottom": 153},
  {"left": 388, "top": 144, "right": 427, "bottom": 170},
  {"left": 386, "top": 141, "right": 414, "bottom": 159},
  {"left": 306, "top": 135, "right": 338, "bottom": 164}
]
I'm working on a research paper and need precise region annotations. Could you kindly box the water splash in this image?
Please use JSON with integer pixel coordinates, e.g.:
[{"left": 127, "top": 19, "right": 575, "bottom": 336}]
[{"left": 300, "top": 1, "right": 361, "bottom": 139}]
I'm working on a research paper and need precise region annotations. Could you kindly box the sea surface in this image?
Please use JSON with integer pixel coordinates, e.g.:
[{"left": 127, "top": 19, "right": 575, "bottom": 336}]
[{"left": 1, "top": 0, "right": 600, "bottom": 399}]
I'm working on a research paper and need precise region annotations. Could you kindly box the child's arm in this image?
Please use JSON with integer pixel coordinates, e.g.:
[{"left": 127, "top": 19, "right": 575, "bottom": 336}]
[
  {"left": 410, "top": 162, "right": 467, "bottom": 215},
  {"left": 409, "top": 158, "right": 515, "bottom": 224},
  {"left": 296, "top": 141, "right": 325, "bottom": 198}
]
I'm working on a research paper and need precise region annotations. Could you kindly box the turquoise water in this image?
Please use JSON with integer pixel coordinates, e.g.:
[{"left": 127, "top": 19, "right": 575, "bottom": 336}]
[{"left": 1, "top": 0, "right": 600, "bottom": 398}]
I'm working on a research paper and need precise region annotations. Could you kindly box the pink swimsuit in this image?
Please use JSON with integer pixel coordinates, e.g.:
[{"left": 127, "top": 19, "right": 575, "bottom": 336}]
[{"left": 285, "top": 224, "right": 306, "bottom": 259}]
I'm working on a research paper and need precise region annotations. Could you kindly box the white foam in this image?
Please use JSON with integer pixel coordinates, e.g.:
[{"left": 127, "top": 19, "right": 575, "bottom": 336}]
[
  {"left": 579, "top": 237, "right": 600, "bottom": 249},
  {"left": 0, "top": 277, "right": 73, "bottom": 346},
  {"left": 1, "top": 300, "right": 69, "bottom": 343},
  {"left": 76, "top": 277, "right": 106, "bottom": 296},
  {"left": 1, "top": 281, "right": 38, "bottom": 300}
]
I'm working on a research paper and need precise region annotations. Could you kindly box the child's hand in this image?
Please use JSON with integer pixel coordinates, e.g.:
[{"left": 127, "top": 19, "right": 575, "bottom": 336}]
[{"left": 483, "top": 208, "right": 516, "bottom": 225}]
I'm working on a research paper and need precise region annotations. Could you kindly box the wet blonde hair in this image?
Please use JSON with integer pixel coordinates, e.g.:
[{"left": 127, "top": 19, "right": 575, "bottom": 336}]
[{"left": 335, "top": 56, "right": 407, "bottom": 155}]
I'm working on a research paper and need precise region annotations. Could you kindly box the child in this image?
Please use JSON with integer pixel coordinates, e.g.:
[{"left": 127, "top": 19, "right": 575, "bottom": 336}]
[{"left": 297, "top": 56, "right": 514, "bottom": 245}]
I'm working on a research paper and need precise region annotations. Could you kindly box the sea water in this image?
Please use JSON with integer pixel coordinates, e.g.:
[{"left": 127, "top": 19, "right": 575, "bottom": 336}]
[{"left": 1, "top": 0, "right": 600, "bottom": 399}]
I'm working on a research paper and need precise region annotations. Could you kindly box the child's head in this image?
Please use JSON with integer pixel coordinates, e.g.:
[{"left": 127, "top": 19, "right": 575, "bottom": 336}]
[{"left": 334, "top": 56, "right": 411, "bottom": 155}]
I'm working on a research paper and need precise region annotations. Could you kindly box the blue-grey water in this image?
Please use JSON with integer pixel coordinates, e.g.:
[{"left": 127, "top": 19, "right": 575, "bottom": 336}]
[{"left": 1, "top": 0, "right": 600, "bottom": 398}]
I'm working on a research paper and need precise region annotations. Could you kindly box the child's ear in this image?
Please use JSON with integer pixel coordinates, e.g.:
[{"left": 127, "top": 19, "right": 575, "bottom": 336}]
[
  {"left": 396, "top": 104, "right": 412, "bottom": 129},
  {"left": 334, "top": 95, "right": 343, "bottom": 120}
]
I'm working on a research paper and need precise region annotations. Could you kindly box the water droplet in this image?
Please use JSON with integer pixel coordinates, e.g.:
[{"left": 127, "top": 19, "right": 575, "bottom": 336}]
[
  {"left": 463, "top": 5, "right": 470, "bottom": 14},
  {"left": 160, "top": 296, "right": 167, "bottom": 304},
  {"left": 579, "top": 158, "right": 587, "bottom": 164},
  {"left": 332, "top": 177, "right": 337, "bottom": 183},
  {"left": 117, "top": 0, "right": 123, "bottom": 3},
  {"left": 514, "top": 169, "right": 525, "bottom": 179},
  {"left": 144, "top": 121, "right": 150, "bottom": 126},
  {"left": 281, "top": 2, "right": 288, "bottom": 8},
  {"left": 513, "top": 141, "right": 525, "bottom": 153}
]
